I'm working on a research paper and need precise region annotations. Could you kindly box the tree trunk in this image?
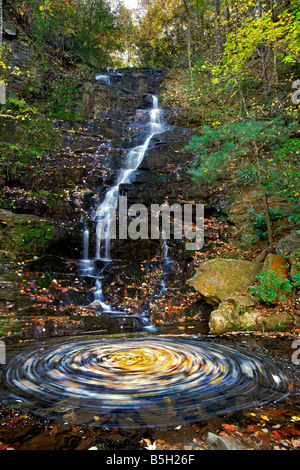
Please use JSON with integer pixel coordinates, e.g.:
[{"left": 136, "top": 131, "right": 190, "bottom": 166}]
[
  {"left": 182, "top": 0, "right": 193, "bottom": 84},
  {"left": 270, "top": 0, "right": 278, "bottom": 85},
  {"left": 257, "top": 43, "right": 269, "bottom": 102},
  {"left": 214, "top": 0, "right": 221, "bottom": 62},
  {"left": 224, "top": 3, "right": 230, "bottom": 37},
  {"left": 234, "top": 3, "right": 248, "bottom": 116},
  {"left": 198, "top": 9, "right": 204, "bottom": 43}
]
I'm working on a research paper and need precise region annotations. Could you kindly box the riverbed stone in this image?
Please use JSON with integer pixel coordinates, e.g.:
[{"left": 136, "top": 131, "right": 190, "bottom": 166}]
[
  {"left": 206, "top": 432, "right": 247, "bottom": 450},
  {"left": 18, "top": 434, "right": 56, "bottom": 450},
  {"left": 186, "top": 258, "right": 262, "bottom": 306},
  {"left": 226, "top": 293, "right": 258, "bottom": 307},
  {"left": 289, "top": 254, "right": 300, "bottom": 277},
  {"left": 276, "top": 232, "right": 300, "bottom": 277}
]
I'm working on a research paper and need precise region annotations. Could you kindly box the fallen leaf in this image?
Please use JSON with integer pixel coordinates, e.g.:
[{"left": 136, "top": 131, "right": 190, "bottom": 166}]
[
  {"left": 49, "top": 427, "right": 58, "bottom": 436},
  {"left": 261, "top": 415, "right": 270, "bottom": 422},
  {"left": 291, "top": 416, "right": 300, "bottom": 421}
]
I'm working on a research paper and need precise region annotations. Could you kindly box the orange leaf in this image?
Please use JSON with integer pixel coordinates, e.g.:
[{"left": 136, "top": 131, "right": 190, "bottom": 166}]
[
  {"left": 49, "top": 427, "right": 58, "bottom": 436},
  {"left": 270, "top": 431, "right": 281, "bottom": 439}
]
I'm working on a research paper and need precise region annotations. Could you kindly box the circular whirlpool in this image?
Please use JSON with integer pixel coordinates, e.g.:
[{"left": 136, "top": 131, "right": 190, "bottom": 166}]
[{"left": 0, "top": 335, "right": 292, "bottom": 427}]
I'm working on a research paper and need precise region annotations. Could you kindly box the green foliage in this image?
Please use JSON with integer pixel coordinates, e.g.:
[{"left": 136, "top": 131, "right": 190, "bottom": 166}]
[
  {"left": 184, "top": 118, "right": 295, "bottom": 181},
  {"left": 0, "top": 96, "right": 62, "bottom": 176},
  {"left": 249, "top": 269, "right": 295, "bottom": 304},
  {"left": 292, "top": 271, "right": 300, "bottom": 287},
  {"left": 262, "top": 138, "right": 300, "bottom": 226},
  {"left": 5, "top": 95, "right": 37, "bottom": 115},
  {"left": 43, "top": 76, "right": 79, "bottom": 120},
  {"left": 13, "top": 0, "right": 124, "bottom": 67},
  {"left": 183, "top": 117, "right": 300, "bottom": 227},
  {"left": 248, "top": 208, "right": 281, "bottom": 239}
]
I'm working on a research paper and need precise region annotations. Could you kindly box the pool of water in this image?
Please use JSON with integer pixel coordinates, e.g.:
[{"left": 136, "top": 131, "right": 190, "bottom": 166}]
[{"left": 0, "top": 323, "right": 298, "bottom": 430}]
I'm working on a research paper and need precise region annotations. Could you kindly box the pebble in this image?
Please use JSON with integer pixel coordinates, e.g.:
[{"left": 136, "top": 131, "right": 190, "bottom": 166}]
[{"left": 206, "top": 432, "right": 247, "bottom": 450}]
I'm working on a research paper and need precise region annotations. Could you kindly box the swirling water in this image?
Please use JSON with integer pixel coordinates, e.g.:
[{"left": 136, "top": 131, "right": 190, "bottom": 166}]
[{"left": 0, "top": 332, "right": 293, "bottom": 428}]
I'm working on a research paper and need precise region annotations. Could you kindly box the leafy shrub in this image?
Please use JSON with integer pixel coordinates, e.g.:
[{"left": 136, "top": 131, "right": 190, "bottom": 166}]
[
  {"left": 292, "top": 271, "right": 300, "bottom": 287},
  {"left": 249, "top": 269, "right": 293, "bottom": 304},
  {"left": 248, "top": 208, "right": 281, "bottom": 239}
]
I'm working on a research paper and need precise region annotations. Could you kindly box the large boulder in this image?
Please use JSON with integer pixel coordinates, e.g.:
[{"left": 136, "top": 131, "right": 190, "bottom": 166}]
[
  {"left": 262, "top": 254, "right": 289, "bottom": 279},
  {"left": 276, "top": 231, "right": 300, "bottom": 278},
  {"left": 276, "top": 231, "right": 300, "bottom": 257},
  {"left": 209, "top": 300, "right": 294, "bottom": 335},
  {"left": 186, "top": 258, "right": 262, "bottom": 306}
]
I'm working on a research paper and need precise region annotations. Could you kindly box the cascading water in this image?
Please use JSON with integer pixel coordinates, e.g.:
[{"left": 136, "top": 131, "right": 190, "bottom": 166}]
[
  {"left": 162, "top": 230, "right": 170, "bottom": 263},
  {"left": 95, "top": 70, "right": 123, "bottom": 85},
  {"left": 159, "top": 230, "right": 171, "bottom": 295},
  {"left": 95, "top": 74, "right": 111, "bottom": 84},
  {"left": 94, "top": 95, "right": 165, "bottom": 262}
]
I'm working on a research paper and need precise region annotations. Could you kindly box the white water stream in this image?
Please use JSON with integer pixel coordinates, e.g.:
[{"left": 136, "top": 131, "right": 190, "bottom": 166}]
[
  {"left": 94, "top": 95, "right": 164, "bottom": 262},
  {"left": 80, "top": 95, "right": 167, "bottom": 318}
]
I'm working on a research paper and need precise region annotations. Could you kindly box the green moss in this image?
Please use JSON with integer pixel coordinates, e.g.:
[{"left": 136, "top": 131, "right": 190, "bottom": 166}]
[{"left": 12, "top": 220, "right": 56, "bottom": 258}]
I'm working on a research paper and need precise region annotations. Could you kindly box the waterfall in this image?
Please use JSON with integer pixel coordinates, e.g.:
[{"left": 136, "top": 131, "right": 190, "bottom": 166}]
[
  {"left": 159, "top": 230, "right": 171, "bottom": 295},
  {"left": 94, "top": 278, "right": 111, "bottom": 312},
  {"left": 95, "top": 74, "right": 111, "bottom": 85},
  {"left": 162, "top": 230, "right": 170, "bottom": 263},
  {"left": 95, "top": 71, "right": 123, "bottom": 85},
  {"left": 94, "top": 95, "right": 165, "bottom": 261},
  {"left": 80, "top": 226, "right": 93, "bottom": 275},
  {"left": 83, "top": 227, "right": 89, "bottom": 260}
]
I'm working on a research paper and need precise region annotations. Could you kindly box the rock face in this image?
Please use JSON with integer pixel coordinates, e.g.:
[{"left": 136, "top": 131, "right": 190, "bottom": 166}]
[
  {"left": 119, "top": 127, "right": 204, "bottom": 207},
  {"left": 276, "top": 231, "right": 300, "bottom": 257},
  {"left": 262, "top": 254, "right": 289, "bottom": 279},
  {"left": 3, "top": 21, "right": 17, "bottom": 37},
  {"left": 276, "top": 231, "right": 300, "bottom": 278},
  {"left": 186, "top": 259, "right": 262, "bottom": 306},
  {"left": 0, "top": 208, "right": 81, "bottom": 259}
]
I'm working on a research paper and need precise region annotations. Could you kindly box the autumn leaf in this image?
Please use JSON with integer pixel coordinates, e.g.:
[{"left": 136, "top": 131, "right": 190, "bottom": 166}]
[
  {"left": 291, "top": 416, "right": 300, "bottom": 421},
  {"left": 261, "top": 415, "right": 270, "bottom": 422}
]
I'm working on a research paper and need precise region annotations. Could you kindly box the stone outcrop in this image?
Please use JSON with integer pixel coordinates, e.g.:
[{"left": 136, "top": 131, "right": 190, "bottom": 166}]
[
  {"left": 3, "top": 22, "right": 17, "bottom": 37},
  {"left": 262, "top": 254, "right": 289, "bottom": 279},
  {"left": 186, "top": 258, "right": 262, "bottom": 306},
  {"left": 276, "top": 231, "right": 300, "bottom": 257},
  {"left": 0, "top": 208, "right": 82, "bottom": 259},
  {"left": 209, "top": 299, "right": 294, "bottom": 335},
  {"left": 276, "top": 231, "right": 300, "bottom": 278},
  {"left": 200, "top": 253, "right": 298, "bottom": 335}
]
